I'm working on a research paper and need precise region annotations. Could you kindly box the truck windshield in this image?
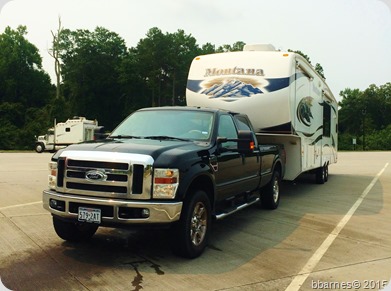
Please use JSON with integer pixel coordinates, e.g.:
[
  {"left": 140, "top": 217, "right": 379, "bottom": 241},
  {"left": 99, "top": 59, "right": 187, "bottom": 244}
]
[{"left": 110, "top": 110, "right": 214, "bottom": 142}]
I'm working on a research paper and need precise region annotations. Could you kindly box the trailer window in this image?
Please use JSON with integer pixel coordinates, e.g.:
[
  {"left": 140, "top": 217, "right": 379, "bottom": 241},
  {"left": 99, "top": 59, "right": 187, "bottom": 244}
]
[
  {"left": 66, "top": 127, "right": 71, "bottom": 132},
  {"left": 323, "top": 103, "right": 331, "bottom": 137}
]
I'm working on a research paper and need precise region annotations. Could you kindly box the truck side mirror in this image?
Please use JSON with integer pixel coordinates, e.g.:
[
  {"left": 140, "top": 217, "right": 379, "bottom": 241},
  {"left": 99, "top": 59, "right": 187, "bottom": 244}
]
[
  {"left": 216, "top": 137, "right": 229, "bottom": 154},
  {"left": 237, "top": 130, "right": 256, "bottom": 154}
]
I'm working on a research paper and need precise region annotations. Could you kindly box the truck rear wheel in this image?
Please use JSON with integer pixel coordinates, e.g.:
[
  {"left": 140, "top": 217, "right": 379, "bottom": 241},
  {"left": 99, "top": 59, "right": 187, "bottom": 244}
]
[
  {"left": 172, "top": 189, "right": 211, "bottom": 258},
  {"left": 53, "top": 216, "right": 98, "bottom": 242},
  {"left": 316, "top": 166, "right": 326, "bottom": 184},
  {"left": 35, "top": 143, "right": 45, "bottom": 153},
  {"left": 262, "top": 170, "right": 280, "bottom": 210}
]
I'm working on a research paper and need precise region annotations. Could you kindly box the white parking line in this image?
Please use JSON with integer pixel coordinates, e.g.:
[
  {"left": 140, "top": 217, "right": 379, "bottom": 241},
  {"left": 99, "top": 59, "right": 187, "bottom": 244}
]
[
  {"left": 285, "top": 163, "right": 389, "bottom": 291},
  {"left": 0, "top": 201, "right": 42, "bottom": 211}
]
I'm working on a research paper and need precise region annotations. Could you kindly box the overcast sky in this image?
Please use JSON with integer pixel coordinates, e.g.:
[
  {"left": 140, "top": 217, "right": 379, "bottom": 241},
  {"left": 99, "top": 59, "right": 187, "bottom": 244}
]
[{"left": 0, "top": 0, "right": 390, "bottom": 101}]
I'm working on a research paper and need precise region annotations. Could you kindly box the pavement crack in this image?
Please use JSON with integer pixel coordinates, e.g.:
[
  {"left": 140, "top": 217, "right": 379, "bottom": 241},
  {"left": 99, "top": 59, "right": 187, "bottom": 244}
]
[{"left": 122, "top": 255, "right": 165, "bottom": 291}]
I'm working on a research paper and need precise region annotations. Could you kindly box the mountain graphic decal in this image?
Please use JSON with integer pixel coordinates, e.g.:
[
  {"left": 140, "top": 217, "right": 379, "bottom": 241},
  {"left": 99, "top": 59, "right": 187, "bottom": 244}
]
[
  {"left": 200, "top": 78, "right": 263, "bottom": 99},
  {"left": 297, "top": 96, "right": 314, "bottom": 126}
]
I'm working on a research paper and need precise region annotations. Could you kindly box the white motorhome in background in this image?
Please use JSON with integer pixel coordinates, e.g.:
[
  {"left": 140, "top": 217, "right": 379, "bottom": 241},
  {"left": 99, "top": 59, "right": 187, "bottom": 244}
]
[
  {"left": 186, "top": 44, "right": 338, "bottom": 183},
  {"left": 35, "top": 117, "right": 102, "bottom": 153}
]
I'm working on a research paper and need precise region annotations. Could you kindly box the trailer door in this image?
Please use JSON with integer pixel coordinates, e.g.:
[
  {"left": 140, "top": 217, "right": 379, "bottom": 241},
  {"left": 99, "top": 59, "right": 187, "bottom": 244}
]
[
  {"left": 294, "top": 62, "right": 325, "bottom": 172},
  {"left": 295, "top": 65, "right": 313, "bottom": 172}
]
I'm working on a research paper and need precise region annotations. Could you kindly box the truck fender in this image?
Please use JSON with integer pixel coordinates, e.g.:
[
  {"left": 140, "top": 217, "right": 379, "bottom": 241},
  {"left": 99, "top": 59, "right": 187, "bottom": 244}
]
[{"left": 176, "top": 163, "right": 216, "bottom": 207}]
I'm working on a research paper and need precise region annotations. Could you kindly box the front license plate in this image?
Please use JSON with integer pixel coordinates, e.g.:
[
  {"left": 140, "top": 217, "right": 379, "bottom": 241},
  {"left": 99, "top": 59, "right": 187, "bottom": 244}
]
[{"left": 78, "top": 207, "right": 101, "bottom": 223}]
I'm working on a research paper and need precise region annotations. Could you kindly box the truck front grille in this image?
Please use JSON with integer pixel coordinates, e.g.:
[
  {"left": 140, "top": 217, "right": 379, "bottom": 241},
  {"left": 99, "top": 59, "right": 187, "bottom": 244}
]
[
  {"left": 56, "top": 151, "right": 154, "bottom": 199},
  {"left": 66, "top": 182, "right": 128, "bottom": 194}
]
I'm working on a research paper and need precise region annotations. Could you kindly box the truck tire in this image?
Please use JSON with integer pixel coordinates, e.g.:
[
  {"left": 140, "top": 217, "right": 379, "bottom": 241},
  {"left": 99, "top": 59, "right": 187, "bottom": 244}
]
[
  {"left": 316, "top": 166, "right": 326, "bottom": 184},
  {"left": 35, "top": 143, "right": 45, "bottom": 153},
  {"left": 53, "top": 216, "right": 98, "bottom": 242},
  {"left": 262, "top": 170, "right": 281, "bottom": 210},
  {"left": 171, "top": 189, "right": 211, "bottom": 258}
]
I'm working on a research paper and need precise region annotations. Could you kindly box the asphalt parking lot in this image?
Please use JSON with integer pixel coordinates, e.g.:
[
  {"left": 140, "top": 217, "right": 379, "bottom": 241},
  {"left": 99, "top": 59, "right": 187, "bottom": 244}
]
[{"left": 0, "top": 152, "right": 390, "bottom": 291}]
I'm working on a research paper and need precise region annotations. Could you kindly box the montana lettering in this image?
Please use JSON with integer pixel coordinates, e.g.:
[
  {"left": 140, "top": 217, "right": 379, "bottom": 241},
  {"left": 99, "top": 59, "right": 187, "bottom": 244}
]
[{"left": 204, "top": 67, "right": 265, "bottom": 77}]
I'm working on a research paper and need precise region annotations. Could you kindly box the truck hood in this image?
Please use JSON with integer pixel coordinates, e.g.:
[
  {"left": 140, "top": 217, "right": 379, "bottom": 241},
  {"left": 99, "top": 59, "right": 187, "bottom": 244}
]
[{"left": 53, "top": 138, "right": 211, "bottom": 167}]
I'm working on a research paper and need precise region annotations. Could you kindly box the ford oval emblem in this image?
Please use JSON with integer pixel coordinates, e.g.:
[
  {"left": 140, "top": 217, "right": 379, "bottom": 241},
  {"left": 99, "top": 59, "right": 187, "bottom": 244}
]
[{"left": 85, "top": 170, "right": 107, "bottom": 181}]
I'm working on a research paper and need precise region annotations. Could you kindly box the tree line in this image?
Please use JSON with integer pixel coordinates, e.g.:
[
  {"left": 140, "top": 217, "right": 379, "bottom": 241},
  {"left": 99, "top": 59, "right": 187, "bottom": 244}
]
[
  {"left": 0, "top": 25, "right": 390, "bottom": 150},
  {"left": 338, "top": 83, "right": 391, "bottom": 150}
]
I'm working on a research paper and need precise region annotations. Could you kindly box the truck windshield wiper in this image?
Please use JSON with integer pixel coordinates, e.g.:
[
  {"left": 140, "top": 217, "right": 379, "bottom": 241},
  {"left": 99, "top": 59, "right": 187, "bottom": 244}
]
[
  {"left": 143, "top": 135, "right": 190, "bottom": 141},
  {"left": 108, "top": 135, "right": 141, "bottom": 139}
]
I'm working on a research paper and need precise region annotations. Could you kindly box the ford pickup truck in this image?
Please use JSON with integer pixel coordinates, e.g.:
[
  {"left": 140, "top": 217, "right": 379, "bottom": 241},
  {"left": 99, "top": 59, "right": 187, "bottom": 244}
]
[{"left": 43, "top": 106, "right": 285, "bottom": 258}]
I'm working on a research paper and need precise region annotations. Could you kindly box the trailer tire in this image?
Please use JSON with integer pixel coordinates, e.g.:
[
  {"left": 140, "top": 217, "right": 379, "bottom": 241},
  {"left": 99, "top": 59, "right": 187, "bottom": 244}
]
[
  {"left": 171, "top": 189, "right": 211, "bottom": 258},
  {"left": 262, "top": 170, "right": 281, "bottom": 210},
  {"left": 35, "top": 143, "right": 45, "bottom": 153},
  {"left": 53, "top": 216, "right": 98, "bottom": 242},
  {"left": 316, "top": 166, "right": 326, "bottom": 184},
  {"left": 324, "top": 164, "right": 329, "bottom": 182}
]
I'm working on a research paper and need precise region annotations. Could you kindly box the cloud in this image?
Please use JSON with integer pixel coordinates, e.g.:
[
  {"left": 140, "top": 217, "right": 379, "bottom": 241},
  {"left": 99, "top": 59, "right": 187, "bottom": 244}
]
[{"left": 0, "top": 0, "right": 12, "bottom": 12}]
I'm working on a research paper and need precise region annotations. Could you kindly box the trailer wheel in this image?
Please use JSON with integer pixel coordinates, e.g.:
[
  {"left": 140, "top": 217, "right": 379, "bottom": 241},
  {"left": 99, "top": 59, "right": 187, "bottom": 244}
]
[
  {"left": 316, "top": 166, "right": 326, "bottom": 184},
  {"left": 53, "top": 216, "right": 98, "bottom": 242},
  {"left": 35, "top": 143, "right": 45, "bottom": 153},
  {"left": 171, "top": 189, "right": 211, "bottom": 258},
  {"left": 262, "top": 170, "right": 281, "bottom": 210},
  {"left": 324, "top": 165, "right": 329, "bottom": 182}
]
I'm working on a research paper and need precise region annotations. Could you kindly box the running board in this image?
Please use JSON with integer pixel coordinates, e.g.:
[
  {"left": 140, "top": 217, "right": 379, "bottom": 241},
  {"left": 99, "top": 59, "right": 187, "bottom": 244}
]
[{"left": 215, "top": 197, "right": 260, "bottom": 220}]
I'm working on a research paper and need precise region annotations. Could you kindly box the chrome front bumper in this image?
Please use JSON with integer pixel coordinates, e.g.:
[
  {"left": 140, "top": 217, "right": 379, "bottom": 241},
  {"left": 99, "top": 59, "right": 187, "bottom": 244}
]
[{"left": 43, "top": 189, "right": 183, "bottom": 224}]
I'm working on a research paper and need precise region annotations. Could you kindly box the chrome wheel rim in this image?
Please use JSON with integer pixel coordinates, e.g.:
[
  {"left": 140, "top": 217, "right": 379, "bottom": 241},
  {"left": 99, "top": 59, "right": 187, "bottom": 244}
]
[
  {"left": 273, "top": 178, "right": 279, "bottom": 203},
  {"left": 190, "top": 202, "right": 207, "bottom": 246}
]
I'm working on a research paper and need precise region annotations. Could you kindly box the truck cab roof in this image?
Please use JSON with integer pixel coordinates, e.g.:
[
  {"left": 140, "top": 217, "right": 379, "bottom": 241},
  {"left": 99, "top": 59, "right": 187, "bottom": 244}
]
[{"left": 137, "top": 105, "right": 241, "bottom": 116}]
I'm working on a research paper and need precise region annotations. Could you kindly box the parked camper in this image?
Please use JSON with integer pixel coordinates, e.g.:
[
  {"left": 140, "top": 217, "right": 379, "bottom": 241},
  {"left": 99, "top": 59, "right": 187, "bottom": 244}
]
[
  {"left": 35, "top": 117, "right": 101, "bottom": 153},
  {"left": 186, "top": 44, "right": 338, "bottom": 183}
]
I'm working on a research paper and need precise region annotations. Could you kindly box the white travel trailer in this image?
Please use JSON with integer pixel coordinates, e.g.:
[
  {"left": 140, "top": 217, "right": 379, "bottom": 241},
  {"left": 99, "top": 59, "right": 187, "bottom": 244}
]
[
  {"left": 35, "top": 117, "right": 101, "bottom": 153},
  {"left": 186, "top": 44, "right": 338, "bottom": 183}
]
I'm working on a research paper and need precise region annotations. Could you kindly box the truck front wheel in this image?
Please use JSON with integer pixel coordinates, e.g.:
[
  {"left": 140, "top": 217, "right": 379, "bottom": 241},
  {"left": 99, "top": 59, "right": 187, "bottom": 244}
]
[
  {"left": 262, "top": 170, "right": 281, "bottom": 210},
  {"left": 53, "top": 216, "right": 98, "bottom": 242},
  {"left": 172, "top": 189, "right": 211, "bottom": 258},
  {"left": 35, "top": 143, "right": 45, "bottom": 153}
]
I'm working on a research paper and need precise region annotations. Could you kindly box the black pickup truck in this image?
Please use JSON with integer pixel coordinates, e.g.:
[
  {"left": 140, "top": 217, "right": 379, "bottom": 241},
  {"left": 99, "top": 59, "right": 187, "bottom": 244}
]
[{"left": 43, "top": 106, "right": 285, "bottom": 258}]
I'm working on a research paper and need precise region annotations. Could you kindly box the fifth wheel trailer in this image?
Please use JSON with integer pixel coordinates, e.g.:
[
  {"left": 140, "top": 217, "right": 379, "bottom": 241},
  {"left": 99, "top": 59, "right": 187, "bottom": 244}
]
[{"left": 186, "top": 44, "right": 338, "bottom": 183}]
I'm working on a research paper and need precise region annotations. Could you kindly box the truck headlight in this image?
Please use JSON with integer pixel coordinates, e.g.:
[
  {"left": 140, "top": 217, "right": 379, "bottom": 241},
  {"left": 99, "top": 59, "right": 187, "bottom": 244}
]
[
  {"left": 153, "top": 168, "right": 179, "bottom": 199},
  {"left": 48, "top": 161, "right": 57, "bottom": 190}
]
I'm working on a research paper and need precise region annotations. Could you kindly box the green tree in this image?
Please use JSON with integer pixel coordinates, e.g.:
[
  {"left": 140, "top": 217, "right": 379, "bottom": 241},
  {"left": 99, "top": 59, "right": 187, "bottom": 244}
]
[
  {"left": 117, "top": 47, "right": 149, "bottom": 114},
  {"left": 133, "top": 27, "right": 172, "bottom": 107},
  {"left": 0, "top": 26, "right": 52, "bottom": 107},
  {"left": 166, "top": 29, "right": 199, "bottom": 105},
  {"left": 338, "top": 83, "right": 391, "bottom": 150},
  {"left": 288, "top": 49, "right": 326, "bottom": 79},
  {"left": 231, "top": 41, "right": 246, "bottom": 51},
  {"left": 200, "top": 42, "right": 216, "bottom": 55},
  {"left": 59, "top": 27, "right": 128, "bottom": 130},
  {"left": 314, "top": 63, "right": 325, "bottom": 79},
  {"left": 216, "top": 41, "right": 245, "bottom": 53},
  {"left": 338, "top": 88, "right": 365, "bottom": 136},
  {"left": 130, "top": 27, "right": 200, "bottom": 107},
  {"left": 361, "top": 83, "right": 391, "bottom": 131},
  {"left": 0, "top": 26, "right": 53, "bottom": 150}
]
